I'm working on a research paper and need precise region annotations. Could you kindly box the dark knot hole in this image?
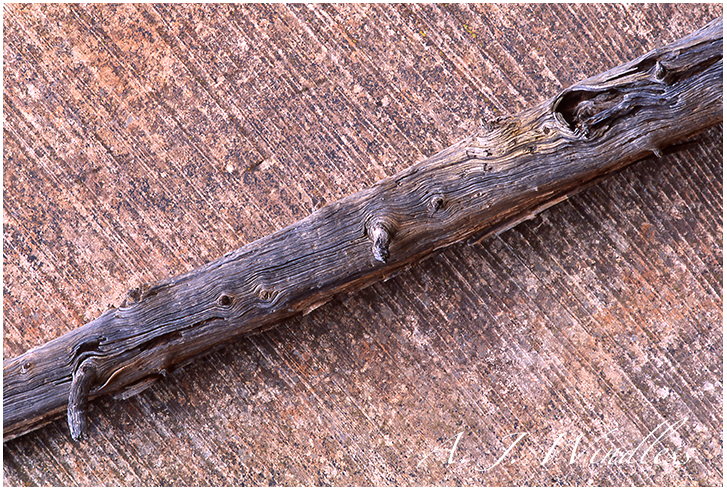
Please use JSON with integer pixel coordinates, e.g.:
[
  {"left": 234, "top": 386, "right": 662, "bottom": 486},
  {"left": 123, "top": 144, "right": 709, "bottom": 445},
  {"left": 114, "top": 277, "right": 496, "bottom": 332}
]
[{"left": 217, "top": 294, "right": 234, "bottom": 307}]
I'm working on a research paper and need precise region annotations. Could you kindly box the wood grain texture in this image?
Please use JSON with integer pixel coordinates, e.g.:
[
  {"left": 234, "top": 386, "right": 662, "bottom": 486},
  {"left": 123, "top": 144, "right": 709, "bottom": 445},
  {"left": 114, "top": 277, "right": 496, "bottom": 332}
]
[{"left": 3, "top": 4, "right": 723, "bottom": 485}]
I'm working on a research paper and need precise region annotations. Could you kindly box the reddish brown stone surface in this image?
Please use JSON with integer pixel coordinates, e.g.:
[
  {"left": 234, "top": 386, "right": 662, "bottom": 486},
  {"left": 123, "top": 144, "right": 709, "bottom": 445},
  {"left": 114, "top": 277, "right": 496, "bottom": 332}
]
[{"left": 3, "top": 4, "right": 722, "bottom": 485}]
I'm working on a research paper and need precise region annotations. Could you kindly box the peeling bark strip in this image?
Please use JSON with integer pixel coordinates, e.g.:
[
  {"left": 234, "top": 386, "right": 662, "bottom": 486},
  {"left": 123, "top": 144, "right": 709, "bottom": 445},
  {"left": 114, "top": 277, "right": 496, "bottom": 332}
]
[{"left": 3, "top": 18, "right": 722, "bottom": 443}]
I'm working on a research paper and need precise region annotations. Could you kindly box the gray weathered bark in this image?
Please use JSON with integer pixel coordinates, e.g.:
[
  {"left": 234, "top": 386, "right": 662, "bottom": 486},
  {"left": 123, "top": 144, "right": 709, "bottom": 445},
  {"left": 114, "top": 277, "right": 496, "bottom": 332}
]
[{"left": 3, "top": 18, "right": 722, "bottom": 442}]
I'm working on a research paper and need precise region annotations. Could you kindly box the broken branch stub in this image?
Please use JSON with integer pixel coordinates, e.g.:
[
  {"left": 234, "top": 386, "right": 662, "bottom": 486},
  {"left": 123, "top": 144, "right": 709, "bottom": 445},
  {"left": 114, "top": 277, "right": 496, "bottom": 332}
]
[{"left": 3, "top": 18, "right": 722, "bottom": 442}]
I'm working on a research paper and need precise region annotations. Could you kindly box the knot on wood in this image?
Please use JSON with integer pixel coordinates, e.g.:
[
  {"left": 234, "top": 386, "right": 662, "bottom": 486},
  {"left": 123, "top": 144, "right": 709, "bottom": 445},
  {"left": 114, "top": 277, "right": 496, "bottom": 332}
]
[
  {"left": 120, "top": 282, "right": 167, "bottom": 308},
  {"left": 253, "top": 284, "right": 278, "bottom": 303},
  {"left": 217, "top": 293, "right": 234, "bottom": 307},
  {"left": 480, "top": 115, "right": 507, "bottom": 133},
  {"left": 465, "top": 147, "right": 491, "bottom": 160},
  {"left": 427, "top": 194, "right": 445, "bottom": 216},
  {"left": 367, "top": 219, "right": 394, "bottom": 263}
]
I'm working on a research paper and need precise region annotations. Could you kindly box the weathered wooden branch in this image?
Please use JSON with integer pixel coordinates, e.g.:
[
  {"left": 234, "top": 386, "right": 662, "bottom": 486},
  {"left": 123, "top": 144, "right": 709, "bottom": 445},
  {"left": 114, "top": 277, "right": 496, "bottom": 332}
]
[{"left": 3, "top": 18, "right": 722, "bottom": 442}]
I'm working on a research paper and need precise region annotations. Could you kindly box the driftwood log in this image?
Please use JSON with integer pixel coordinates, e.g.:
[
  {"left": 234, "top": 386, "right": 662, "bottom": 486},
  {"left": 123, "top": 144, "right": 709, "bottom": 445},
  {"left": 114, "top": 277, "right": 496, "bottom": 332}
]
[{"left": 3, "top": 17, "right": 723, "bottom": 443}]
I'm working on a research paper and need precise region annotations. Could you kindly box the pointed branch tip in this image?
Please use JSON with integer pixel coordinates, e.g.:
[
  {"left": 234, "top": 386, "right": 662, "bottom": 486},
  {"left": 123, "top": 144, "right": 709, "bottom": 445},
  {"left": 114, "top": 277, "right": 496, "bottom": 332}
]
[{"left": 68, "top": 359, "right": 97, "bottom": 441}]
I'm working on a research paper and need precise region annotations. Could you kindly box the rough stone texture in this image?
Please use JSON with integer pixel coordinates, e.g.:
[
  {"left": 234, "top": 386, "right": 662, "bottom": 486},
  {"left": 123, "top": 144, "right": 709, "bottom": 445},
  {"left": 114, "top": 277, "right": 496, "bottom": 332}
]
[{"left": 3, "top": 4, "right": 722, "bottom": 485}]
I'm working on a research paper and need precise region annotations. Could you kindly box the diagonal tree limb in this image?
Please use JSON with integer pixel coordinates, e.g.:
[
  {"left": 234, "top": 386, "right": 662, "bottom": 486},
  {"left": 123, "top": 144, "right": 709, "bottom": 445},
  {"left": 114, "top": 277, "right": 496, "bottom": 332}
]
[{"left": 3, "top": 17, "right": 722, "bottom": 442}]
